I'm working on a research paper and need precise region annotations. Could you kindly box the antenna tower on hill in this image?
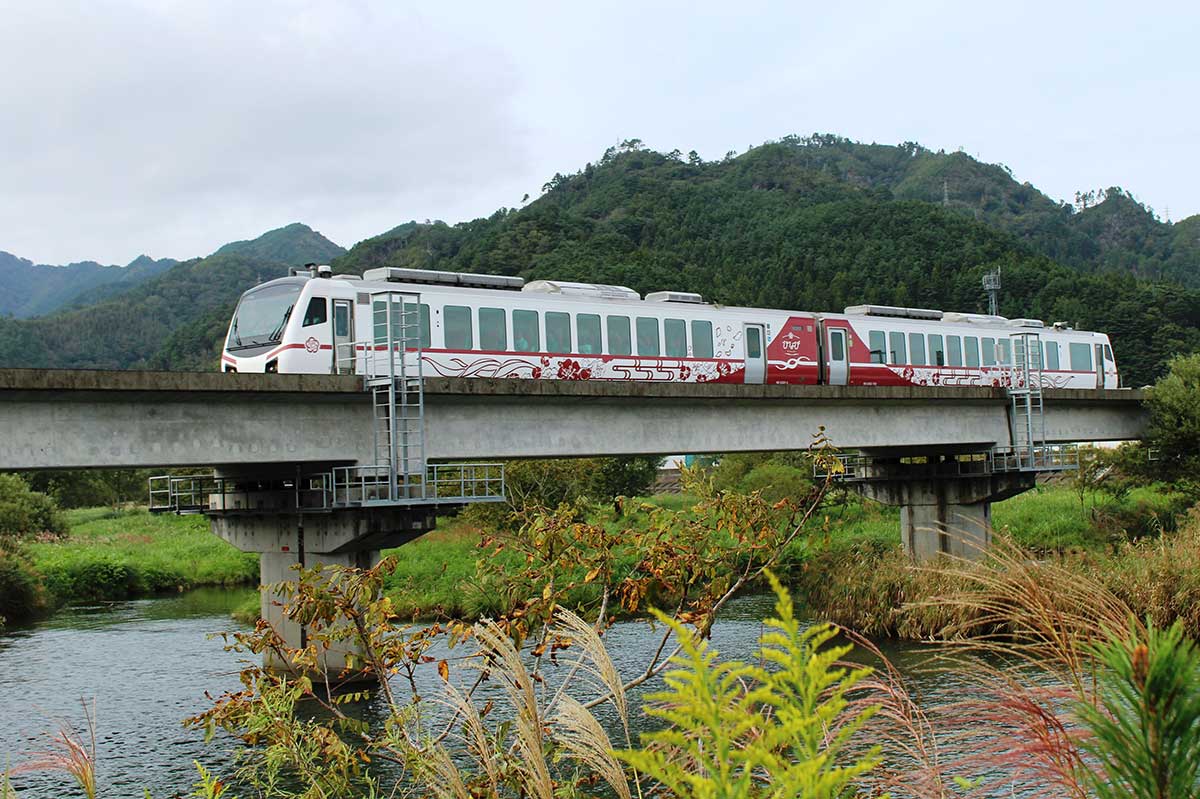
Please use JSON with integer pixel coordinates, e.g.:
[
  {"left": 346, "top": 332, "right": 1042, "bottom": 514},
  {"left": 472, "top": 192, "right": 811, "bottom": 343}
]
[{"left": 982, "top": 267, "right": 1001, "bottom": 316}]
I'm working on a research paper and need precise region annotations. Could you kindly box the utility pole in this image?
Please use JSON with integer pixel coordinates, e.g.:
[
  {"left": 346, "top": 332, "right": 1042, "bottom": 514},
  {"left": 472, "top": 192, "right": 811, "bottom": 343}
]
[{"left": 983, "top": 267, "right": 1001, "bottom": 316}]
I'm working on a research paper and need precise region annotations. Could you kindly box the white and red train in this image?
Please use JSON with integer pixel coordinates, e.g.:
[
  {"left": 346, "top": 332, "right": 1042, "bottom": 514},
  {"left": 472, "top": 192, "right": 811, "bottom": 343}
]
[{"left": 221, "top": 266, "right": 1119, "bottom": 389}]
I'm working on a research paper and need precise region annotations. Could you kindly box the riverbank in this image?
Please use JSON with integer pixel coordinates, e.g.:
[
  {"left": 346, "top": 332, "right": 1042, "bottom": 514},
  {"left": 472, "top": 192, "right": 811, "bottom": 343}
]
[
  {"left": 1, "top": 508, "right": 258, "bottom": 626},
  {"left": 7, "top": 482, "right": 1193, "bottom": 637}
]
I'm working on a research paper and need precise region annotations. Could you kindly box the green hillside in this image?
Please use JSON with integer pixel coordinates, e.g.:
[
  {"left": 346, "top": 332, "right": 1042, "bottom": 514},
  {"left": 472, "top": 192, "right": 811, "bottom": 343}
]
[
  {"left": 0, "top": 252, "right": 178, "bottom": 318},
  {"left": 0, "top": 138, "right": 1196, "bottom": 384},
  {"left": 0, "top": 225, "right": 343, "bottom": 371},
  {"left": 332, "top": 140, "right": 1200, "bottom": 386}
]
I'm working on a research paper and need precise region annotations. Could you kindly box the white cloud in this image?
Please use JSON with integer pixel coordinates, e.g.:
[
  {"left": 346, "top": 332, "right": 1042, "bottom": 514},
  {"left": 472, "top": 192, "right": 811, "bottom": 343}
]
[{"left": 0, "top": 0, "right": 1197, "bottom": 264}]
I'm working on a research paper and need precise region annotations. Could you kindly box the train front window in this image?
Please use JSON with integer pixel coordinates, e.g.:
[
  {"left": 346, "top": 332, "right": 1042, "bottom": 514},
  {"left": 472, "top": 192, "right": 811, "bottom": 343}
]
[{"left": 228, "top": 283, "right": 302, "bottom": 349}]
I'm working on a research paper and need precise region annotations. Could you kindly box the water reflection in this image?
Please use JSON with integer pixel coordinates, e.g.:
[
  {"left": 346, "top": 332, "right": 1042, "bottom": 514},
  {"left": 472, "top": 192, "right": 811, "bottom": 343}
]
[{"left": 0, "top": 589, "right": 1049, "bottom": 798}]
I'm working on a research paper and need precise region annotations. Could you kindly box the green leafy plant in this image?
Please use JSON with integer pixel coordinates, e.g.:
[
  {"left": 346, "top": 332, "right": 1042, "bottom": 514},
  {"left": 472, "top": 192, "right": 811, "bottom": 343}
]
[
  {"left": 617, "top": 573, "right": 882, "bottom": 798},
  {"left": 1077, "top": 621, "right": 1200, "bottom": 799}
]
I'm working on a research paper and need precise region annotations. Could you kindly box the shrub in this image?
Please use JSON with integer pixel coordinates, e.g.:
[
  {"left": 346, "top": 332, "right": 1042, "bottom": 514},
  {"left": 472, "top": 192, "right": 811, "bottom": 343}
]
[
  {"left": 0, "top": 546, "right": 49, "bottom": 625},
  {"left": 1146, "top": 353, "right": 1200, "bottom": 480},
  {"left": 0, "top": 474, "right": 66, "bottom": 539}
]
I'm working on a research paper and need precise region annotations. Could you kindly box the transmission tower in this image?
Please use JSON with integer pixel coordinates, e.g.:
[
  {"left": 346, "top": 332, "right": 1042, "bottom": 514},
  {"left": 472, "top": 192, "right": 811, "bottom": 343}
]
[{"left": 982, "top": 268, "right": 1001, "bottom": 316}]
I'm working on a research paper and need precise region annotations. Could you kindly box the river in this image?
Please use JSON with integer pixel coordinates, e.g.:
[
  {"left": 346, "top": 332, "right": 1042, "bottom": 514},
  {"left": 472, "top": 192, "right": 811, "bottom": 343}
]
[{"left": 0, "top": 589, "right": 1023, "bottom": 798}]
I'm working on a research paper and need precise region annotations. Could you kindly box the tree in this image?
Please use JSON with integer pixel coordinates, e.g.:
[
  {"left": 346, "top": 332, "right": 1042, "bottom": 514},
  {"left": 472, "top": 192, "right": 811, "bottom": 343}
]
[
  {"left": 1145, "top": 353, "right": 1200, "bottom": 480},
  {"left": 0, "top": 474, "right": 65, "bottom": 539}
]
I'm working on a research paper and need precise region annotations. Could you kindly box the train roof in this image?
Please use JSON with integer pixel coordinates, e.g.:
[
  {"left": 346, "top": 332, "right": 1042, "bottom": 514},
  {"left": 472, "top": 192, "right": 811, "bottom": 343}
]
[{"left": 255, "top": 266, "right": 1097, "bottom": 335}]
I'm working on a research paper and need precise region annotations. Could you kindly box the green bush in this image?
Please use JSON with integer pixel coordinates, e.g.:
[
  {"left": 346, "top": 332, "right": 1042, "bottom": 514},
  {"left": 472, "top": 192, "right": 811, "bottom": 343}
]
[
  {"left": 1146, "top": 354, "right": 1200, "bottom": 480},
  {"left": 739, "top": 463, "right": 813, "bottom": 505},
  {"left": 0, "top": 474, "right": 66, "bottom": 539},
  {"left": 0, "top": 546, "right": 48, "bottom": 625}
]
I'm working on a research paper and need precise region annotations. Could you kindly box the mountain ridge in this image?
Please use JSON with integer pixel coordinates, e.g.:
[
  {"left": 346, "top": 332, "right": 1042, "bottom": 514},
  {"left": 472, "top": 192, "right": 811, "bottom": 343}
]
[{"left": 0, "top": 136, "right": 1196, "bottom": 382}]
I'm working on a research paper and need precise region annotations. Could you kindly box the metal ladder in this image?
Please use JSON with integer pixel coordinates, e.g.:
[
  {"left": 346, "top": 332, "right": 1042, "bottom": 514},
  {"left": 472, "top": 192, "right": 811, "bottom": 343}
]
[
  {"left": 1007, "top": 331, "right": 1046, "bottom": 470},
  {"left": 365, "top": 291, "right": 426, "bottom": 502}
]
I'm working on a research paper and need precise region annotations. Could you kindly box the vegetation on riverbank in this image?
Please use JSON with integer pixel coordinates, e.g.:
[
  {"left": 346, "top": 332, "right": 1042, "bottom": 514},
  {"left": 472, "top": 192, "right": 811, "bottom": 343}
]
[{"left": 0, "top": 504, "right": 257, "bottom": 627}]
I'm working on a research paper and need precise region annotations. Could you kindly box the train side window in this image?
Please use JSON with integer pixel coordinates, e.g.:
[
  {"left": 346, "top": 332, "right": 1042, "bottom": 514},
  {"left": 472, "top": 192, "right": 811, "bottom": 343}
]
[
  {"left": 636, "top": 317, "right": 661, "bottom": 357},
  {"left": 964, "top": 336, "right": 980, "bottom": 367},
  {"left": 479, "top": 307, "right": 507, "bottom": 351},
  {"left": 869, "top": 330, "right": 886, "bottom": 363},
  {"left": 746, "top": 327, "right": 762, "bottom": 358},
  {"left": 577, "top": 314, "right": 602, "bottom": 354},
  {"left": 1045, "top": 341, "right": 1060, "bottom": 370},
  {"left": 664, "top": 318, "right": 687, "bottom": 358},
  {"left": 607, "top": 315, "right": 632, "bottom": 356},
  {"left": 947, "top": 335, "right": 963, "bottom": 367},
  {"left": 513, "top": 309, "right": 539, "bottom": 353},
  {"left": 418, "top": 304, "right": 431, "bottom": 349},
  {"left": 1104, "top": 344, "right": 1114, "bottom": 363},
  {"left": 1069, "top": 342, "right": 1092, "bottom": 371},
  {"left": 997, "top": 339, "right": 1011, "bottom": 365},
  {"left": 982, "top": 338, "right": 996, "bottom": 366},
  {"left": 830, "top": 331, "right": 845, "bottom": 360},
  {"left": 546, "top": 312, "right": 571, "bottom": 354},
  {"left": 302, "top": 297, "right": 327, "bottom": 327},
  {"left": 444, "top": 305, "right": 473, "bottom": 350},
  {"left": 928, "top": 334, "right": 944, "bottom": 366},
  {"left": 691, "top": 320, "right": 714, "bottom": 358},
  {"left": 888, "top": 331, "right": 907, "bottom": 364},
  {"left": 908, "top": 333, "right": 926, "bottom": 366}
]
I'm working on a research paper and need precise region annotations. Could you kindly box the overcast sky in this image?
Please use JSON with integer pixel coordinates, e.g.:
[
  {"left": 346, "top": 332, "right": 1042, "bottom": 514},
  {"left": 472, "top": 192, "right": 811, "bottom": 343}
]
[{"left": 1, "top": 0, "right": 1197, "bottom": 265}]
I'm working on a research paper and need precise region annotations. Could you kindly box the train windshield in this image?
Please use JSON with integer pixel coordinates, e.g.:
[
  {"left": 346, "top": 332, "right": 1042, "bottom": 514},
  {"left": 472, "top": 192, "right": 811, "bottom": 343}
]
[{"left": 227, "top": 283, "right": 302, "bottom": 349}]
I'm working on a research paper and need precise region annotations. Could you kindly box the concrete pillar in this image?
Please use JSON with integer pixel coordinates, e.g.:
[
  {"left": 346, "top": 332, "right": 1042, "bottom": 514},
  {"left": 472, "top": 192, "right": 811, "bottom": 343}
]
[
  {"left": 851, "top": 459, "right": 1036, "bottom": 562},
  {"left": 208, "top": 498, "right": 437, "bottom": 673}
]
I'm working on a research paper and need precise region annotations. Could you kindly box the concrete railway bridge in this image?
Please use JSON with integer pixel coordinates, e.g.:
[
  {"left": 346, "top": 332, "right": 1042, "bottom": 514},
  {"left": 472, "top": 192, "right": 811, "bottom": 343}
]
[{"left": 0, "top": 366, "right": 1146, "bottom": 662}]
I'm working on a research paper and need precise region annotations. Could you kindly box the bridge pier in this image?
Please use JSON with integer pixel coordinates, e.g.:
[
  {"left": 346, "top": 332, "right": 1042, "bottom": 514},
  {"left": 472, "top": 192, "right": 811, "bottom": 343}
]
[
  {"left": 848, "top": 457, "right": 1036, "bottom": 561},
  {"left": 210, "top": 501, "right": 436, "bottom": 673}
]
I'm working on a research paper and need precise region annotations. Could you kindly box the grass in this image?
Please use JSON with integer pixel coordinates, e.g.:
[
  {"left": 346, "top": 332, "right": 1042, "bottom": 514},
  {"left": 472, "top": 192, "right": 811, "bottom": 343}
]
[{"left": 24, "top": 508, "right": 258, "bottom": 605}]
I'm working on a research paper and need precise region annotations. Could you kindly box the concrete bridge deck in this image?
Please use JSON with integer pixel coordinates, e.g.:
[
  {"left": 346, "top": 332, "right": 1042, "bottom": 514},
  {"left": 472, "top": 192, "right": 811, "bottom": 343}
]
[{"left": 0, "top": 369, "right": 1147, "bottom": 470}]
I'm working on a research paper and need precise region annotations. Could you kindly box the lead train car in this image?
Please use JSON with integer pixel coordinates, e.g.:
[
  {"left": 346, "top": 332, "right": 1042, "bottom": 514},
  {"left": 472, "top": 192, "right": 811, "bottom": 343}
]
[{"left": 221, "top": 267, "right": 1119, "bottom": 390}]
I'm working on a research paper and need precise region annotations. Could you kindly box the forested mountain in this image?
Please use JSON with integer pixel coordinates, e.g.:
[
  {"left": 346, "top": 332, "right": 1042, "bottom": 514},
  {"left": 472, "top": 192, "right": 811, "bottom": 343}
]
[
  {"left": 0, "top": 224, "right": 342, "bottom": 370},
  {"left": 332, "top": 139, "right": 1200, "bottom": 386},
  {"left": 213, "top": 222, "right": 345, "bottom": 265},
  {"left": 0, "top": 252, "right": 178, "bottom": 318},
  {"left": 0, "top": 138, "right": 1196, "bottom": 384}
]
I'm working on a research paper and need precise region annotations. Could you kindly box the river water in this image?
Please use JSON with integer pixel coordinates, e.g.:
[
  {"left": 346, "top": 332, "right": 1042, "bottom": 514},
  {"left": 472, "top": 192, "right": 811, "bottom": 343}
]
[{"left": 0, "top": 589, "right": 1019, "bottom": 798}]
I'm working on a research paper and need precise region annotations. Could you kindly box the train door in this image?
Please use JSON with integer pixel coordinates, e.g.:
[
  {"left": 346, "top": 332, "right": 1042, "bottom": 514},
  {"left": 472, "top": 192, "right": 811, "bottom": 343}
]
[
  {"left": 1093, "top": 343, "right": 1104, "bottom": 389},
  {"left": 333, "top": 299, "right": 355, "bottom": 374},
  {"left": 827, "top": 326, "right": 848, "bottom": 386},
  {"left": 743, "top": 324, "right": 766, "bottom": 384}
]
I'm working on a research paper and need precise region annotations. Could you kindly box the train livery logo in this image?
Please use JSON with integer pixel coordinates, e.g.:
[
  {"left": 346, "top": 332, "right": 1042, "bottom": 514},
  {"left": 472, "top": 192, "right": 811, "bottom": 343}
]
[
  {"left": 780, "top": 330, "right": 804, "bottom": 354},
  {"left": 304, "top": 337, "right": 320, "bottom": 353}
]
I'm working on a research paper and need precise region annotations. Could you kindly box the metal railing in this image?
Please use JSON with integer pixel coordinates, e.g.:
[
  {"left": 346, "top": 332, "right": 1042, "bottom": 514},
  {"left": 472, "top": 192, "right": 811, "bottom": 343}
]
[
  {"left": 815, "top": 445, "right": 1080, "bottom": 482},
  {"left": 151, "top": 463, "right": 507, "bottom": 514},
  {"left": 330, "top": 462, "right": 505, "bottom": 507},
  {"left": 149, "top": 473, "right": 333, "bottom": 514}
]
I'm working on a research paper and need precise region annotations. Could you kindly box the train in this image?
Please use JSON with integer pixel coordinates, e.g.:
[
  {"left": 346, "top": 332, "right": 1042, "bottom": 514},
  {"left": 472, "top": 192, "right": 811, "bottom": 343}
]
[{"left": 221, "top": 265, "right": 1119, "bottom": 389}]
